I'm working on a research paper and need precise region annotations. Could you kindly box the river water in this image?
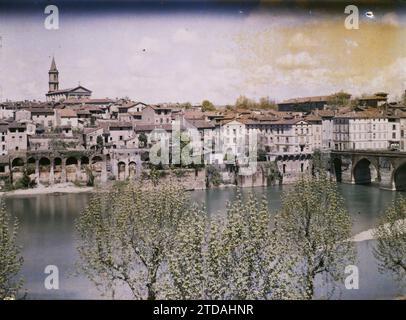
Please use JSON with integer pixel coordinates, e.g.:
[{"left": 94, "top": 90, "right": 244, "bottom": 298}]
[{"left": 5, "top": 184, "right": 406, "bottom": 299}]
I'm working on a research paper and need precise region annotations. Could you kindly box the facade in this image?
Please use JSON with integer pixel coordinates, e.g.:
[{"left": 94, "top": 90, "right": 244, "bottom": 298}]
[
  {"left": 56, "top": 109, "right": 79, "bottom": 128},
  {"left": 6, "top": 122, "right": 27, "bottom": 152},
  {"left": 30, "top": 108, "right": 56, "bottom": 129},
  {"left": 141, "top": 105, "right": 172, "bottom": 125},
  {"left": 333, "top": 112, "right": 390, "bottom": 151}
]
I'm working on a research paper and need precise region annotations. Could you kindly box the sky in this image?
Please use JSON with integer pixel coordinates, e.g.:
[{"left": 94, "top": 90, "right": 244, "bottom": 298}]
[{"left": 0, "top": 1, "right": 406, "bottom": 104}]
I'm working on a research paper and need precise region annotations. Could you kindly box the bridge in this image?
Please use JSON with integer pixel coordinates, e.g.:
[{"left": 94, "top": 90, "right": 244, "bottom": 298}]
[
  {"left": 1, "top": 149, "right": 143, "bottom": 186},
  {"left": 330, "top": 150, "right": 406, "bottom": 191}
]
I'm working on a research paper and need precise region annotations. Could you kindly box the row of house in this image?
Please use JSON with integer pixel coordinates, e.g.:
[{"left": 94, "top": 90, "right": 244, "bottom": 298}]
[{"left": 0, "top": 94, "right": 405, "bottom": 170}]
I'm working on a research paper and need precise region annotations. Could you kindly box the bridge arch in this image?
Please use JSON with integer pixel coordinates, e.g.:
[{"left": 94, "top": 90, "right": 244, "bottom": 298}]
[
  {"left": 333, "top": 158, "right": 342, "bottom": 182},
  {"left": 393, "top": 161, "right": 406, "bottom": 191},
  {"left": 353, "top": 158, "right": 379, "bottom": 185}
]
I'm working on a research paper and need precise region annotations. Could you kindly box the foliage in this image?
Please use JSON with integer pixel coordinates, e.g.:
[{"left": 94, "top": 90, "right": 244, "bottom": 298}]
[
  {"left": 96, "top": 136, "right": 104, "bottom": 151},
  {"left": 201, "top": 100, "right": 216, "bottom": 112},
  {"left": 312, "top": 149, "right": 328, "bottom": 176},
  {"left": 172, "top": 168, "right": 186, "bottom": 178},
  {"left": 14, "top": 167, "right": 36, "bottom": 190},
  {"left": 402, "top": 91, "right": 406, "bottom": 106},
  {"left": 373, "top": 197, "right": 406, "bottom": 284},
  {"left": 142, "top": 167, "right": 166, "bottom": 186},
  {"left": 257, "top": 149, "right": 267, "bottom": 162},
  {"left": 327, "top": 91, "right": 351, "bottom": 109},
  {"left": 0, "top": 199, "right": 23, "bottom": 299},
  {"left": 203, "top": 192, "right": 297, "bottom": 299},
  {"left": 138, "top": 132, "right": 148, "bottom": 148},
  {"left": 258, "top": 96, "right": 277, "bottom": 110},
  {"left": 206, "top": 165, "right": 222, "bottom": 187},
  {"left": 0, "top": 176, "right": 14, "bottom": 192},
  {"left": 262, "top": 162, "right": 281, "bottom": 185},
  {"left": 179, "top": 102, "right": 192, "bottom": 110},
  {"left": 50, "top": 139, "right": 79, "bottom": 150},
  {"left": 274, "top": 174, "right": 356, "bottom": 299},
  {"left": 75, "top": 183, "right": 198, "bottom": 299},
  {"left": 234, "top": 95, "right": 276, "bottom": 110},
  {"left": 86, "top": 166, "right": 95, "bottom": 187}
]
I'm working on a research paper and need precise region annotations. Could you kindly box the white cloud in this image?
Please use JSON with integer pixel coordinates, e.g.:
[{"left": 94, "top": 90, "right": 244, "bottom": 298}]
[
  {"left": 276, "top": 52, "right": 317, "bottom": 69},
  {"left": 288, "top": 32, "right": 318, "bottom": 49}
]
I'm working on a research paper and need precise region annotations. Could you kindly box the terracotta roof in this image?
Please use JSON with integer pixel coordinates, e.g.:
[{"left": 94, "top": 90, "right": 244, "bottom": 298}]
[
  {"left": 58, "top": 109, "right": 77, "bottom": 118},
  {"left": 335, "top": 110, "right": 386, "bottom": 119},
  {"left": 187, "top": 120, "right": 216, "bottom": 129}
]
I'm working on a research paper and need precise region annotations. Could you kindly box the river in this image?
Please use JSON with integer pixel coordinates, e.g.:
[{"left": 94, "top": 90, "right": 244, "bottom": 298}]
[{"left": 5, "top": 184, "right": 405, "bottom": 299}]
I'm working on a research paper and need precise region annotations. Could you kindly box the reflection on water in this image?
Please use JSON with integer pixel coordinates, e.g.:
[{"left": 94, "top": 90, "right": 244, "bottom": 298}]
[{"left": 5, "top": 184, "right": 405, "bottom": 299}]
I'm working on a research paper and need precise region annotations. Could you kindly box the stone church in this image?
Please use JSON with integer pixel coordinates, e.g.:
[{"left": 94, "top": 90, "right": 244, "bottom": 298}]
[{"left": 45, "top": 57, "right": 92, "bottom": 102}]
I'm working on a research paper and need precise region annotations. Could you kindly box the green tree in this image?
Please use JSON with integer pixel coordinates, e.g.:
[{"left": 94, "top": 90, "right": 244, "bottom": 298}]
[
  {"left": 180, "top": 102, "right": 192, "bottom": 109},
  {"left": 205, "top": 192, "right": 297, "bottom": 299},
  {"left": 257, "top": 148, "right": 267, "bottom": 161},
  {"left": 96, "top": 135, "right": 104, "bottom": 151},
  {"left": 274, "top": 174, "right": 355, "bottom": 299},
  {"left": 373, "top": 197, "right": 406, "bottom": 284},
  {"left": 235, "top": 95, "right": 256, "bottom": 109},
  {"left": 75, "top": 183, "right": 198, "bottom": 299},
  {"left": 201, "top": 100, "right": 216, "bottom": 112},
  {"left": 14, "top": 167, "right": 36, "bottom": 190},
  {"left": 258, "top": 96, "right": 277, "bottom": 110},
  {"left": 327, "top": 91, "right": 351, "bottom": 109},
  {"left": 167, "top": 191, "right": 297, "bottom": 299},
  {"left": 0, "top": 199, "right": 23, "bottom": 299},
  {"left": 138, "top": 132, "right": 148, "bottom": 148}
]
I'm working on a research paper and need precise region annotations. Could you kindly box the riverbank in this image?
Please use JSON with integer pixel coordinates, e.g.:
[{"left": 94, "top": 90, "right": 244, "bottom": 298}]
[{"left": 0, "top": 183, "right": 94, "bottom": 197}]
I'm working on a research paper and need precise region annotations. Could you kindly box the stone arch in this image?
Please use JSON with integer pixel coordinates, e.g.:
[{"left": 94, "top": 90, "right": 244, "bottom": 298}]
[
  {"left": 26, "top": 157, "right": 36, "bottom": 173},
  {"left": 333, "top": 158, "right": 342, "bottom": 183},
  {"left": 118, "top": 161, "right": 126, "bottom": 181},
  {"left": 11, "top": 157, "right": 26, "bottom": 182},
  {"left": 129, "top": 161, "right": 136, "bottom": 178},
  {"left": 91, "top": 156, "right": 103, "bottom": 172},
  {"left": 353, "top": 158, "right": 379, "bottom": 185},
  {"left": 81, "top": 156, "right": 89, "bottom": 166},
  {"left": 78, "top": 156, "right": 90, "bottom": 182},
  {"left": 393, "top": 161, "right": 406, "bottom": 191},
  {"left": 38, "top": 157, "right": 51, "bottom": 183},
  {"left": 65, "top": 157, "right": 78, "bottom": 182},
  {"left": 53, "top": 157, "right": 63, "bottom": 183},
  {"left": 11, "top": 157, "right": 25, "bottom": 169}
]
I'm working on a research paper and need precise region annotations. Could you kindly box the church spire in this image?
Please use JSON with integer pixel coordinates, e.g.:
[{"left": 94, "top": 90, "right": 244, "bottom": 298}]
[
  {"left": 48, "top": 56, "right": 59, "bottom": 92},
  {"left": 50, "top": 56, "right": 57, "bottom": 72}
]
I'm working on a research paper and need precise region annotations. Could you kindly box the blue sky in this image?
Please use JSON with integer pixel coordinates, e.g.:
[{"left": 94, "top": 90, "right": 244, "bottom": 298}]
[{"left": 0, "top": 1, "right": 405, "bottom": 104}]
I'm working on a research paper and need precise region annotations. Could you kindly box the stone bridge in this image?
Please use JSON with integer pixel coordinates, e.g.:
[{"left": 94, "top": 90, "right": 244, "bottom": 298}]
[{"left": 330, "top": 150, "right": 406, "bottom": 191}]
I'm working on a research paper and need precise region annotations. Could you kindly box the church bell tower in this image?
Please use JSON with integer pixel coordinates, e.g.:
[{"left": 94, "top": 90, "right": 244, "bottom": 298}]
[{"left": 48, "top": 57, "right": 59, "bottom": 92}]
